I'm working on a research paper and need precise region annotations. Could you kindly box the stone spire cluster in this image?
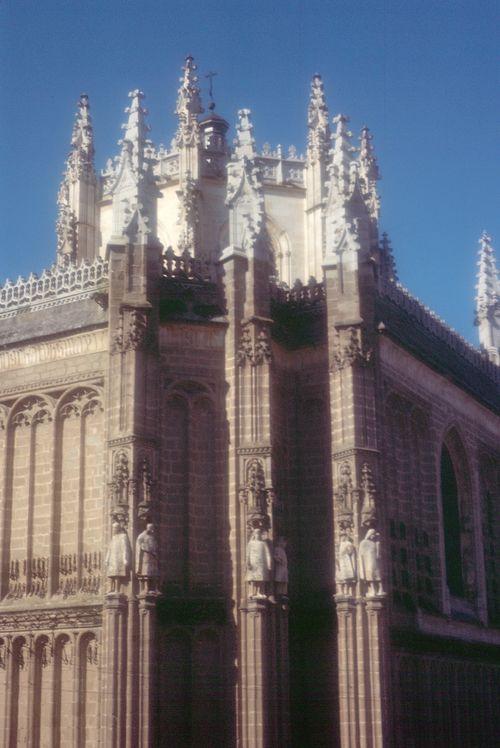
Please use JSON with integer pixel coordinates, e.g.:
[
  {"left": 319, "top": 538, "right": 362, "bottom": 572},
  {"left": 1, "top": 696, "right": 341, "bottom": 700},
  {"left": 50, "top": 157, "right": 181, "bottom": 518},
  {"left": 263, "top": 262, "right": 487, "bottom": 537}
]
[
  {"left": 175, "top": 55, "right": 203, "bottom": 147},
  {"left": 110, "top": 90, "right": 158, "bottom": 240},
  {"left": 307, "top": 74, "right": 330, "bottom": 162},
  {"left": 56, "top": 94, "right": 97, "bottom": 264},
  {"left": 358, "top": 126, "right": 380, "bottom": 223},
  {"left": 320, "top": 103, "right": 388, "bottom": 273},
  {"left": 225, "top": 109, "right": 264, "bottom": 255},
  {"left": 476, "top": 232, "right": 500, "bottom": 363}
]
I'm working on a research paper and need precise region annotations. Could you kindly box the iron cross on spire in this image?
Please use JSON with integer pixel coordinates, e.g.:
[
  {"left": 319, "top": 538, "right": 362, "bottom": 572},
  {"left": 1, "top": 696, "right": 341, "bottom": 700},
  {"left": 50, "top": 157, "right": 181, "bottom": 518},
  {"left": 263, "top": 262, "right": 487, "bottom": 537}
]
[{"left": 205, "top": 71, "right": 218, "bottom": 111}]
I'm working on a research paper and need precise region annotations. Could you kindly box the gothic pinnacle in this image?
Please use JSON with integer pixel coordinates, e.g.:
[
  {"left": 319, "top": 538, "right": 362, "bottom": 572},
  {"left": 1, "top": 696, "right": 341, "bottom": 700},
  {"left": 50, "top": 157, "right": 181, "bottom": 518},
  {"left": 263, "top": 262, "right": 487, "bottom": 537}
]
[
  {"left": 66, "top": 93, "right": 95, "bottom": 182},
  {"left": 359, "top": 126, "right": 380, "bottom": 185},
  {"left": 175, "top": 55, "right": 203, "bottom": 146},
  {"left": 111, "top": 89, "right": 158, "bottom": 240},
  {"left": 234, "top": 108, "right": 258, "bottom": 161},
  {"left": 380, "top": 232, "right": 398, "bottom": 282},
  {"left": 307, "top": 73, "right": 330, "bottom": 161},
  {"left": 358, "top": 125, "right": 381, "bottom": 222},
  {"left": 120, "top": 89, "right": 152, "bottom": 175},
  {"left": 476, "top": 231, "right": 499, "bottom": 321},
  {"left": 331, "top": 114, "right": 355, "bottom": 196}
]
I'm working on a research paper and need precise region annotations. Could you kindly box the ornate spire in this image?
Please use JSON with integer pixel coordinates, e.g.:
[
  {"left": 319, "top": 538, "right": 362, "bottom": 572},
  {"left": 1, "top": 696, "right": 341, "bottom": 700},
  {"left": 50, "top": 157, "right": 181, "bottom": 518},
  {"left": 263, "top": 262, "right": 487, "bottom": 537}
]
[
  {"left": 175, "top": 55, "right": 203, "bottom": 147},
  {"left": 379, "top": 232, "right": 398, "bottom": 282},
  {"left": 120, "top": 90, "right": 152, "bottom": 175},
  {"left": 56, "top": 94, "right": 97, "bottom": 264},
  {"left": 324, "top": 114, "right": 371, "bottom": 259},
  {"left": 55, "top": 183, "right": 77, "bottom": 264},
  {"left": 476, "top": 232, "right": 499, "bottom": 321},
  {"left": 358, "top": 126, "right": 380, "bottom": 222},
  {"left": 110, "top": 90, "right": 158, "bottom": 240},
  {"left": 66, "top": 94, "right": 95, "bottom": 181},
  {"left": 233, "top": 108, "right": 257, "bottom": 160},
  {"left": 225, "top": 109, "right": 264, "bottom": 254},
  {"left": 307, "top": 74, "right": 330, "bottom": 162},
  {"left": 330, "top": 114, "right": 356, "bottom": 196}
]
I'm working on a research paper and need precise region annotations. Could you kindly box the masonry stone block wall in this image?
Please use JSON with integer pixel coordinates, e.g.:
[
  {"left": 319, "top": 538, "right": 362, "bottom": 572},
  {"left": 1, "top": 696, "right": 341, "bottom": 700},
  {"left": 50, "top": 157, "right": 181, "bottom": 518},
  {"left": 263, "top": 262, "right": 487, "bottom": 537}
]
[{"left": 1, "top": 57, "right": 499, "bottom": 748}]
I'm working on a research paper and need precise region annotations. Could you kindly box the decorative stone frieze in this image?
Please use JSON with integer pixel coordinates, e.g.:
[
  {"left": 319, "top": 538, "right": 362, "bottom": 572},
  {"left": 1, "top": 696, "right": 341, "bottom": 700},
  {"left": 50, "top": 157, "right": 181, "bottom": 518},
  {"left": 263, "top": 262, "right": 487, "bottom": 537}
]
[
  {"left": 0, "top": 607, "right": 102, "bottom": 631},
  {"left": 237, "top": 319, "right": 272, "bottom": 366},
  {"left": 330, "top": 325, "right": 372, "bottom": 371}
]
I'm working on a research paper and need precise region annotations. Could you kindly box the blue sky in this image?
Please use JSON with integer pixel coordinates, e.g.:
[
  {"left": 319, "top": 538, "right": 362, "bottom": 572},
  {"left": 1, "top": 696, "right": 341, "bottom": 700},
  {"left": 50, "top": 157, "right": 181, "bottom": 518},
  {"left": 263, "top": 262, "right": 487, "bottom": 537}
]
[{"left": 1, "top": 0, "right": 499, "bottom": 344}]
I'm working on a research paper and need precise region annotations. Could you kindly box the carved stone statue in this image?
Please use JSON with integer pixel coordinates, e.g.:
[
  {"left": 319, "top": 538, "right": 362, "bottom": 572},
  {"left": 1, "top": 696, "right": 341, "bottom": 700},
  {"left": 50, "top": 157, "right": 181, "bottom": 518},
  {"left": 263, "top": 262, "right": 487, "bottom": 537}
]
[
  {"left": 274, "top": 537, "right": 289, "bottom": 596},
  {"left": 359, "top": 528, "right": 383, "bottom": 596},
  {"left": 337, "top": 533, "right": 357, "bottom": 595},
  {"left": 135, "top": 523, "right": 160, "bottom": 592},
  {"left": 246, "top": 528, "right": 272, "bottom": 598},
  {"left": 105, "top": 522, "right": 132, "bottom": 592}
]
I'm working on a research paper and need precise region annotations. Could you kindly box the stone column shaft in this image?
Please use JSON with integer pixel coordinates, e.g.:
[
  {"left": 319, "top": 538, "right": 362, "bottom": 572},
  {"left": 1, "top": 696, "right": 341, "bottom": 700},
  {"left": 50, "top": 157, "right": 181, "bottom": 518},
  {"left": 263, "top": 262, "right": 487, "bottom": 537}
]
[{"left": 102, "top": 594, "right": 128, "bottom": 748}]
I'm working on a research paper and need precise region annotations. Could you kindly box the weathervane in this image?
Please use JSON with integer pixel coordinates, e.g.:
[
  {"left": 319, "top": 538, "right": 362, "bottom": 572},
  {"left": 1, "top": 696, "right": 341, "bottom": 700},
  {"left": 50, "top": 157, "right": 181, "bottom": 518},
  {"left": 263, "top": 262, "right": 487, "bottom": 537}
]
[{"left": 206, "top": 71, "right": 218, "bottom": 111}]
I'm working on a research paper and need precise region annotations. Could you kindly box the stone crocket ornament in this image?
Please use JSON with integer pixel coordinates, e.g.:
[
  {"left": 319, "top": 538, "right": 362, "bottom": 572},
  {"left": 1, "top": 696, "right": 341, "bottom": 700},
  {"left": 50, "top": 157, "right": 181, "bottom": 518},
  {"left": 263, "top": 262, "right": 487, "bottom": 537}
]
[{"left": 105, "top": 521, "right": 133, "bottom": 592}]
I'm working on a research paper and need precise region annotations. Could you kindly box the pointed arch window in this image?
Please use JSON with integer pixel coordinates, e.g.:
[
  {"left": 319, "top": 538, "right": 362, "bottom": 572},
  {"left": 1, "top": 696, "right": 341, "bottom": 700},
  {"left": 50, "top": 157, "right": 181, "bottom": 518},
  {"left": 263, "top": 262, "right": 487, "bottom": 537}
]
[{"left": 440, "top": 445, "right": 464, "bottom": 597}]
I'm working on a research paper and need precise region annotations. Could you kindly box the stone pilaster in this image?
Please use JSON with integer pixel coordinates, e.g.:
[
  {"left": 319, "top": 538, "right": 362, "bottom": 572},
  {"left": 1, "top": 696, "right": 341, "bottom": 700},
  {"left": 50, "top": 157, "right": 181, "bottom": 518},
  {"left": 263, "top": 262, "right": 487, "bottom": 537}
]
[
  {"left": 101, "top": 233, "right": 161, "bottom": 748},
  {"left": 364, "top": 596, "right": 390, "bottom": 748},
  {"left": 138, "top": 591, "right": 160, "bottom": 747},
  {"left": 222, "top": 233, "right": 290, "bottom": 745},
  {"left": 324, "top": 238, "right": 390, "bottom": 746},
  {"left": 335, "top": 596, "right": 358, "bottom": 747},
  {"left": 102, "top": 593, "right": 128, "bottom": 748}
]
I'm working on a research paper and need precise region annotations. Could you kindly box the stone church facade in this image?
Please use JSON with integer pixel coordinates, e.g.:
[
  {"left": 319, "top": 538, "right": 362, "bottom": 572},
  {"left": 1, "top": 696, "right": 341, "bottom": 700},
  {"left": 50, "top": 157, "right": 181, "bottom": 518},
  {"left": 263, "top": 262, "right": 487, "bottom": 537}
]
[{"left": 0, "top": 57, "right": 499, "bottom": 747}]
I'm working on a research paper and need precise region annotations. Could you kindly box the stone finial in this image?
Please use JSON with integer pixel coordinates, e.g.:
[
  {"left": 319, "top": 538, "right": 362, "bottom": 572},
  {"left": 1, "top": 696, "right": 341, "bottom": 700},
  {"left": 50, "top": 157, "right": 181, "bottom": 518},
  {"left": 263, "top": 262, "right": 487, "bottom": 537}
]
[
  {"left": 476, "top": 231, "right": 499, "bottom": 321},
  {"left": 379, "top": 232, "right": 398, "bottom": 283},
  {"left": 56, "top": 94, "right": 97, "bottom": 264},
  {"left": 175, "top": 55, "right": 203, "bottom": 147},
  {"left": 121, "top": 90, "right": 152, "bottom": 175},
  {"left": 475, "top": 232, "right": 500, "bottom": 363},
  {"left": 307, "top": 73, "right": 330, "bottom": 162},
  {"left": 324, "top": 114, "right": 372, "bottom": 259},
  {"left": 67, "top": 93, "right": 95, "bottom": 182},
  {"left": 358, "top": 126, "right": 381, "bottom": 222},
  {"left": 110, "top": 89, "right": 158, "bottom": 240},
  {"left": 225, "top": 109, "right": 264, "bottom": 254},
  {"left": 330, "top": 114, "right": 355, "bottom": 196},
  {"left": 234, "top": 108, "right": 257, "bottom": 160}
]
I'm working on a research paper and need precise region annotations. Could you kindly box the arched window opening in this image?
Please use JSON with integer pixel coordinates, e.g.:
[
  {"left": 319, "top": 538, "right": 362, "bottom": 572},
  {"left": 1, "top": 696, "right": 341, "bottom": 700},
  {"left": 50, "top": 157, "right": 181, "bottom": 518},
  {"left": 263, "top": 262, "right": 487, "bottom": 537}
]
[{"left": 440, "top": 446, "right": 464, "bottom": 597}]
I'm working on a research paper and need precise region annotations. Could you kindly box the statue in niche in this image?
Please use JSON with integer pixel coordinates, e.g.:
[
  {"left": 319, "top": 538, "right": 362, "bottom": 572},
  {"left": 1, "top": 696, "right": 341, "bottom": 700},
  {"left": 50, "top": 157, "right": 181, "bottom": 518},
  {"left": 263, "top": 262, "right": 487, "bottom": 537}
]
[
  {"left": 336, "top": 533, "right": 357, "bottom": 595},
  {"left": 135, "top": 523, "right": 160, "bottom": 592},
  {"left": 274, "top": 537, "right": 288, "bottom": 596},
  {"left": 105, "top": 521, "right": 132, "bottom": 592},
  {"left": 359, "top": 528, "right": 384, "bottom": 596},
  {"left": 246, "top": 528, "right": 272, "bottom": 599}
]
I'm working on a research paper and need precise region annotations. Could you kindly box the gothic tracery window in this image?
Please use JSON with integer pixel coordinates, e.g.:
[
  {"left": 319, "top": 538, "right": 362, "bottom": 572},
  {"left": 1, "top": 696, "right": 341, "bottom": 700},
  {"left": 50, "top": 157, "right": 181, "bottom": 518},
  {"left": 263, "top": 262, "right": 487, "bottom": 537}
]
[{"left": 440, "top": 445, "right": 464, "bottom": 598}]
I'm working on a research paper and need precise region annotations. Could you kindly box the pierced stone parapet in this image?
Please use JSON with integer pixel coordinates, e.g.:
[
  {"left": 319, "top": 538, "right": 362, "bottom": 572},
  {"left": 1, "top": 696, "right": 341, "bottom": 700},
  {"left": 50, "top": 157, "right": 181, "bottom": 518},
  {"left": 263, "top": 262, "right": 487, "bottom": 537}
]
[
  {"left": 380, "top": 278, "right": 500, "bottom": 382},
  {"left": 161, "top": 247, "right": 220, "bottom": 284},
  {"left": 0, "top": 256, "right": 109, "bottom": 317},
  {"left": 256, "top": 146, "right": 306, "bottom": 187},
  {"left": 270, "top": 278, "right": 325, "bottom": 306}
]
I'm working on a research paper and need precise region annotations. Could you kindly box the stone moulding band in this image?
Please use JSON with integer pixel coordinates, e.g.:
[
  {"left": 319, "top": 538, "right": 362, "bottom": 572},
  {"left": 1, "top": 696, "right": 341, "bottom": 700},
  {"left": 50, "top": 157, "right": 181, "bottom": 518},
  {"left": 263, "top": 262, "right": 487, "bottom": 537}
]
[{"left": 0, "top": 256, "right": 109, "bottom": 316}]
